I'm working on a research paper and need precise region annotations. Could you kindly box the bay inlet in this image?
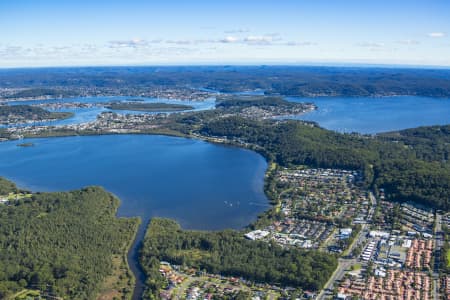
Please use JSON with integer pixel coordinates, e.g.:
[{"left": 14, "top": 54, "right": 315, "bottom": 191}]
[{"left": 0, "top": 134, "right": 269, "bottom": 299}]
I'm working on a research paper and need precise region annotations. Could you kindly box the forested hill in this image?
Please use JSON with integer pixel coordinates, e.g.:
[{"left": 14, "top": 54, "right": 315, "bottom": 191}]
[
  {"left": 378, "top": 125, "right": 450, "bottom": 162},
  {"left": 3, "top": 88, "right": 78, "bottom": 99},
  {"left": 0, "top": 182, "right": 139, "bottom": 299},
  {"left": 1, "top": 66, "right": 450, "bottom": 97},
  {"left": 0, "top": 105, "right": 73, "bottom": 124},
  {"left": 197, "top": 117, "right": 450, "bottom": 210}
]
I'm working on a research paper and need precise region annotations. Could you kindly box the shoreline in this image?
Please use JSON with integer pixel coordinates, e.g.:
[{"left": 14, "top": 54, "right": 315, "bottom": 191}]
[
  {"left": 124, "top": 218, "right": 143, "bottom": 300},
  {"left": 0, "top": 132, "right": 273, "bottom": 299},
  {"left": 0, "top": 111, "right": 75, "bottom": 127}
]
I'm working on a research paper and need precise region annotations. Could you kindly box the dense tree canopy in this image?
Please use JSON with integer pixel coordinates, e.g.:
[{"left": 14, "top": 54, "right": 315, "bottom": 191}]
[
  {"left": 2, "top": 66, "right": 450, "bottom": 97},
  {"left": 0, "top": 184, "right": 138, "bottom": 299},
  {"left": 379, "top": 125, "right": 450, "bottom": 162},
  {"left": 0, "top": 177, "right": 19, "bottom": 195},
  {"left": 140, "top": 218, "right": 338, "bottom": 299},
  {"left": 0, "top": 105, "right": 73, "bottom": 124}
]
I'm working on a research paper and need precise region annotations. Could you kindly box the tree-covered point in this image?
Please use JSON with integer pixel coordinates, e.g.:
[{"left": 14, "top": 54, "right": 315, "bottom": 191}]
[
  {"left": 140, "top": 218, "right": 338, "bottom": 299},
  {"left": 105, "top": 102, "right": 194, "bottom": 112},
  {"left": 0, "top": 177, "right": 19, "bottom": 195},
  {"left": 0, "top": 183, "right": 139, "bottom": 300},
  {"left": 215, "top": 95, "right": 313, "bottom": 109},
  {"left": 0, "top": 105, "right": 73, "bottom": 124},
  {"left": 198, "top": 117, "right": 450, "bottom": 210}
]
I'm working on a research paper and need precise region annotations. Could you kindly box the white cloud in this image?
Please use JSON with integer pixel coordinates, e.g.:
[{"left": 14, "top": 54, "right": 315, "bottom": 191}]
[
  {"left": 243, "top": 35, "right": 276, "bottom": 45},
  {"left": 165, "top": 39, "right": 217, "bottom": 45},
  {"left": 220, "top": 36, "right": 239, "bottom": 43},
  {"left": 217, "top": 34, "right": 313, "bottom": 47},
  {"left": 218, "top": 34, "right": 282, "bottom": 45},
  {"left": 166, "top": 39, "right": 194, "bottom": 45},
  {"left": 284, "top": 41, "right": 316, "bottom": 46},
  {"left": 428, "top": 32, "right": 446, "bottom": 38},
  {"left": 397, "top": 40, "right": 420, "bottom": 45},
  {"left": 107, "top": 39, "right": 165, "bottom": 49},
  {"left": 108, "top": 39, "right": 151, "bottom": 48},
  {"left": 264, "top": 32, "right": 282, "bottom": 38},
  {"left": 357, "top": 42, "right": 385, "bottom": 48},
  {"left": 224, "top": 28, "right": 250, "bottom": 34},
  {"left": 105, "top": 34, "right": 301, "bottom": 49}
]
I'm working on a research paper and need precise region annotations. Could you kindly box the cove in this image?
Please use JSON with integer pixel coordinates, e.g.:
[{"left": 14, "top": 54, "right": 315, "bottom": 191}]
[{"left": 0, "top": 134, "right": 268, "bottom": 299}]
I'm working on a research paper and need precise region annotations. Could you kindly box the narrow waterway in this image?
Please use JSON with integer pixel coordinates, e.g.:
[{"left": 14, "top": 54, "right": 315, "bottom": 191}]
[{"left": 129, "top": 220, "right": 149, "bottom": 300}]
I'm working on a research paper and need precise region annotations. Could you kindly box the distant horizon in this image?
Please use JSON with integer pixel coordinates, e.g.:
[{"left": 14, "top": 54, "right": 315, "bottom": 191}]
[
  {"left": 1, "top": 0, "right": 449, "bottom": 68},
  {"left": 1, "top": 61, "right": 450, "bottom": 71}
]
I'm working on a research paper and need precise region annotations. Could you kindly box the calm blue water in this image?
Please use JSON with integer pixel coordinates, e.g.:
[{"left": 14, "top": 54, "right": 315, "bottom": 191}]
[
  {"left": 4, "top": 95, "right": 449, "bottom": 134},
  {"left": 2, "top": 96, "right": 216, "bottom": 127},
  {"left": 0, "top": 134, "right": 268, "bottom": 299},
  {"left": 287, "top": 96, "right": 450, "bottom": 134},
  {"left": 0, "top": 134, "right": 267, "bottom": 229}
]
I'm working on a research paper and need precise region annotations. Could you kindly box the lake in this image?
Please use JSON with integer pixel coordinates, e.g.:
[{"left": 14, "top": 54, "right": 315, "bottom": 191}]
[
  {"left": 0, "top": 134, "right": 268, "bottom": 298},
  {"left": 287, "top": 96, "right": 450, "bottom": 134}
]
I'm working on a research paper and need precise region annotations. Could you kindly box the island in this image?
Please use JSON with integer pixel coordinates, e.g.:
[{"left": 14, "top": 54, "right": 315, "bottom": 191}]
[
  {"left": 215, "top": 95, "right": 316, "bottom": 119},
  {"left": 105, "top": 102, "right": 194, "bottom": 112},
  {"left": 16, "top": 142, "right": 34, "bottom": 147}
]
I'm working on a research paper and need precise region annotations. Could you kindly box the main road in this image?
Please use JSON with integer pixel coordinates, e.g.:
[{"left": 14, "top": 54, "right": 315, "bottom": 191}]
[
  {"left": 433, "top": 212, "right": 443, "bottom": 300},
  {"left": 317, "top": 192, "right": 376, "bottom": 299}
]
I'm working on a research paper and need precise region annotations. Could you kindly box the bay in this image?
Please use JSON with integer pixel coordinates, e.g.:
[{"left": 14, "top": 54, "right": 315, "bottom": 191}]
[
  {"left": 0, "top": 134, "right": 268, "bottom": 298},
  {"left": 287, "top": 96, "right": 450, "bottom": 134}
]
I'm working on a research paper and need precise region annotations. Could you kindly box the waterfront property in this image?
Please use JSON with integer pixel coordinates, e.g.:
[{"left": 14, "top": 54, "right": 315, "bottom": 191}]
[{"left": 248, "top": 167, "right": 369, "bottom": 251}]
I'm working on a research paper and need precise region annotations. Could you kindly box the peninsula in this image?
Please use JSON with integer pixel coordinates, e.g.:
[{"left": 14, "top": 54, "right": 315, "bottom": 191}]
[{"left": 0, "top": 105, "right": 73, "bottom": 125}]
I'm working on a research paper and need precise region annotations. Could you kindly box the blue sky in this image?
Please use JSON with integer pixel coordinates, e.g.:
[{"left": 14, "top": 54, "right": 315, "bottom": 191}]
[{"left": 0, "top": 0, "right": 449, "bottom": 67}]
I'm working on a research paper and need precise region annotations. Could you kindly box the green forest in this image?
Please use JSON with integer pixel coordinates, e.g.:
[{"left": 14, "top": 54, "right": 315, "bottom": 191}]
[
  {"left": 140, "top": 218, "right": 338, "bottom": 299},
  {"left": 0, "top": 180, "right": 139, "bottom": 299},
  {"left": 0, "top": 177, "right": 19, "bottom": 194},
  {"left": 3, "top": 88, "right": 78, "bottom": 99},
  {"left": 215, "top": 95, "right": 312, "bottom": 109},
  {"left": 2, "top": 66, "right": 450, "bottom": 98},
  {"left": 196, "top": 117, "right": 449, "bottom": 210},
  {"left": 0, "top": 105, "right": 73, "bottom": 123}
]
